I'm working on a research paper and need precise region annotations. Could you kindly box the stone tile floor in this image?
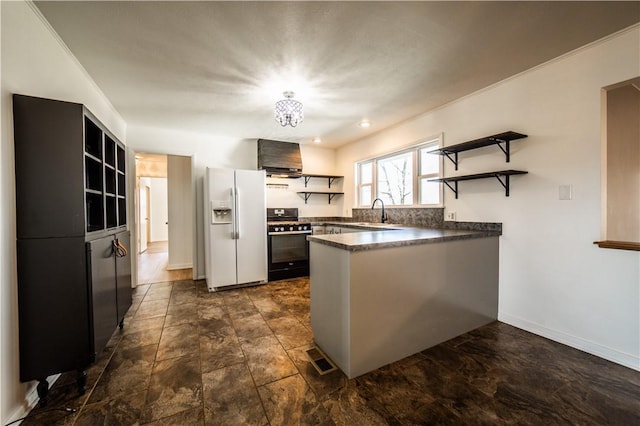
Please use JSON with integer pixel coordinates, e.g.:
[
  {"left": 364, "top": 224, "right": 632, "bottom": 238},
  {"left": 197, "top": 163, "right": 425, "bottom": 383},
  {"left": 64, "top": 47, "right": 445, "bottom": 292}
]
[{"left": 21, "top": 277, "right": 640, "bottom": 425}]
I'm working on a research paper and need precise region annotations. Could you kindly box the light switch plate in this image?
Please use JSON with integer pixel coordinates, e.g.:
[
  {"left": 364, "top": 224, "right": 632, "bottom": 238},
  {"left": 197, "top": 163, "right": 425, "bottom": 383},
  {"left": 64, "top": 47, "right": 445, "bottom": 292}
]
[
  {"left": 446, "top": 211, "right": 457, "bottom": 220},
  {"left": 559, "top": 184, "right": 572, "bottom": 200}
]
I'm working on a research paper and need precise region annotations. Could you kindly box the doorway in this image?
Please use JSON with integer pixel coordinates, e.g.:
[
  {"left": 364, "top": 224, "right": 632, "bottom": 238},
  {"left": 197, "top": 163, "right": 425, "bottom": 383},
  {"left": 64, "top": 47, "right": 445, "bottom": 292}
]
[{"left": 135, "top": 153, "right": 193, "bottom": 284}]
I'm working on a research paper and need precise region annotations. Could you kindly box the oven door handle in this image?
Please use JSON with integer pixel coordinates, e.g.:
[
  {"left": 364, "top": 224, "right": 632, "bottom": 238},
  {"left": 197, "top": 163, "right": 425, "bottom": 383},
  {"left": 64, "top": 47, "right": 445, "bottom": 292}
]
[{"left": 268, "top": 231, "right": 313, "bottom": 236}]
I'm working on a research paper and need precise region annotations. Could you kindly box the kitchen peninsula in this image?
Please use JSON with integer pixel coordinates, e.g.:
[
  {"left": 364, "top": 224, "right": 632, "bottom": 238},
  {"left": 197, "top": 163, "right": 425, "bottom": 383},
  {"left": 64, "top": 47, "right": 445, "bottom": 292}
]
[{"left": 308, "top": 225, "right": 499, "bottom": 378}]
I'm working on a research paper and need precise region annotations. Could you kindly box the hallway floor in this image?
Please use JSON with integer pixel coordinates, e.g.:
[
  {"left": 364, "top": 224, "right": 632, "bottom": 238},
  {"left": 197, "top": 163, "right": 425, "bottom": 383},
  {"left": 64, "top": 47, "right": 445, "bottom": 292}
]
[
  {"left": 137, "top": 241, "right": 192, "bottom": 285},
  {"left": 21, "top": 277, "right": 640, "bottom": 425}
]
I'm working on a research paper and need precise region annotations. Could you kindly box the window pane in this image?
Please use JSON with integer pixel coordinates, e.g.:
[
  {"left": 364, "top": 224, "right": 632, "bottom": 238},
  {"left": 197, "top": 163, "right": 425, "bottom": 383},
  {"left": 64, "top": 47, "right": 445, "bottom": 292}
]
[
  {"left": 377, "top": 152, "right": 413, "bottom": 205},
  {"left": 420, "top": 178, "right": 440, "bottom": 205},
  {"left": 360, "top": 185, "right": 371, "bottom": 206},
  {"left": 360, "top": 162, "right": 373, "bottom": 184},
  {"left": 420, "top": 147, "right": 439, "bottom": 175}
]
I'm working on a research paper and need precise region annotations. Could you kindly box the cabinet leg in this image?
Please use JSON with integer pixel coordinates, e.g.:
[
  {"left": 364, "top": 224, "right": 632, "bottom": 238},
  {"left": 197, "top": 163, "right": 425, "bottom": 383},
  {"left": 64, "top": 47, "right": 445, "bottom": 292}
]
[
  {"left": 76, "top": 369, "right": 87, "bottom": 395},
  {"left": 36, "top": 378, "right": 49, "bottom": 407}
]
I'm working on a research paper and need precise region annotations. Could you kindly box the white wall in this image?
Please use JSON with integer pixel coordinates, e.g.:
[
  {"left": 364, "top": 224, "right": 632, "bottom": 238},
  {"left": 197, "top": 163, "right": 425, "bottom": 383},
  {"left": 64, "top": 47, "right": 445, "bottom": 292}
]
[
  {"left": 126, "top": 124, "right": 339, "bottom": 278},
  {"left": 167, "top": 155, "right": 193, "bottom": 270},
  {"left": 149, "top": 178, "right": 168, "bottom": 242},
  {"left": 337, "top": 26, "right": 640, "bottom": 370},
  {"left": 266, "top": 144, "right": 341, "bottom": 218},
  {"left": 0, "top": 1, "right": 127, "bottom": 423}
]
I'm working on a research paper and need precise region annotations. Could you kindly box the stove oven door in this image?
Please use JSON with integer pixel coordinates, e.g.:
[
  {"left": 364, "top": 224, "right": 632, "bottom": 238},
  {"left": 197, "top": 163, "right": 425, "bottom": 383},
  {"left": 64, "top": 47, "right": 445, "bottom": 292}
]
[{"left": 267, "top": 232, "right": 310, "bottom": 281}]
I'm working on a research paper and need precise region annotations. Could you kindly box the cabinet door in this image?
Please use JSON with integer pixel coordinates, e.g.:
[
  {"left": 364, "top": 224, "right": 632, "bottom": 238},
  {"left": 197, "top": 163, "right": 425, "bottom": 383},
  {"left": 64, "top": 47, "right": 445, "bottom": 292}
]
[
  {"left": 13, "top": 95, "right": 85, "bottom": 239},
  {"left": 17, "top": 237, "right": 91, "bottom": 381},
  {"left": 115, "top": 231, "right": 132, "bottom": 324},
  {"left": 87, "top": 236, "right": 118, "bottom": 356}
]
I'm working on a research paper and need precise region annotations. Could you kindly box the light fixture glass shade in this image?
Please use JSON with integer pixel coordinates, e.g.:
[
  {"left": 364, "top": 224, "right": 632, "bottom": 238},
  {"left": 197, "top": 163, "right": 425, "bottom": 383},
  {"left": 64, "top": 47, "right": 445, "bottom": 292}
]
[{"left": 274, "top": 91, "right": 304, "bottom": 127}]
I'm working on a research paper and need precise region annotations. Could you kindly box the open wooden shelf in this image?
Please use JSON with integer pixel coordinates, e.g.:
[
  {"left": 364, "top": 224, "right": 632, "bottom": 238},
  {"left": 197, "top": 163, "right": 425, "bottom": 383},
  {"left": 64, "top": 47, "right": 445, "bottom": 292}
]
[
  {"left": 429, "top": 170, "right": 528, "bottom": 198},
  {"left": 594, "top": 241, "right": 640, "bottom": 252},
  {"left": 430, "top": 131, "right": 527, "bottom": 170},
  {"left": 302, "top": 174, "right": 343, "bottom": 188},
  {"left": 297, "top": 191, "right": 344, "bottom": 204}
]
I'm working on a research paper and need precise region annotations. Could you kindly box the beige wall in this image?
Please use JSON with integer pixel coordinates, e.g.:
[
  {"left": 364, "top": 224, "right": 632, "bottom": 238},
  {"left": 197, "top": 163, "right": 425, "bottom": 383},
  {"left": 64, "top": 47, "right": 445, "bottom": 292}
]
[
  {"left": 606, "top": 82, "right": 640, "bottom": 242},
  {"left": 337, "top": 26, "right": 640, "bottom": 370}
]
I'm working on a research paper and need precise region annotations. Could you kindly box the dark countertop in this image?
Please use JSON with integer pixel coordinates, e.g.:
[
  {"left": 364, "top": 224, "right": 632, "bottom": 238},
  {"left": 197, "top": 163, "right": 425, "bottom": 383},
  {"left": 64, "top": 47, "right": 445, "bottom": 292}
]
[{"left": 307, "top": 222, "right": 500, "bottom": 252}]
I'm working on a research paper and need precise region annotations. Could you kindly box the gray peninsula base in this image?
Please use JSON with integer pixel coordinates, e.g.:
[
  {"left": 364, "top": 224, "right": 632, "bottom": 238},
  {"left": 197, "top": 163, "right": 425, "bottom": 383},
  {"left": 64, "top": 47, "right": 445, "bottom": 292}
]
[{"left": 310, "top": 236, "right": 499, "bottom": 378}]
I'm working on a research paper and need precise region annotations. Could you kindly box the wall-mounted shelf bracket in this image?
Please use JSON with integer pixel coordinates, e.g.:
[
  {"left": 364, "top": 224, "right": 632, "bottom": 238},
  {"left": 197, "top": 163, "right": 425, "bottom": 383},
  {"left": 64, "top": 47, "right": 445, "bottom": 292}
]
[
  {"left": 443, "top": 152, "right": 459, "bottom": 170},
  {"left": 494, "top": 173, "right": 511, "bottom": 196},
  {"left": 494, "top": 139, "right": 511, "bottom": 163},
  {"left": 442, "top": 180, "right": 459, "bottom": 198}
]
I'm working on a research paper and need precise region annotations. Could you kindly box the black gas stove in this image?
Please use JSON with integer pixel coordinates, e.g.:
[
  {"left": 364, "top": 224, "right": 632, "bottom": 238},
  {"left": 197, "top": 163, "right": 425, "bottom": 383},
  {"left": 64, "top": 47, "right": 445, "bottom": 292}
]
[
  {"left": 266, "top": 208, "right": 310, "bottom": 281},
  {"left": 267, "top": 208, "right": 312, "bottom": 234}
]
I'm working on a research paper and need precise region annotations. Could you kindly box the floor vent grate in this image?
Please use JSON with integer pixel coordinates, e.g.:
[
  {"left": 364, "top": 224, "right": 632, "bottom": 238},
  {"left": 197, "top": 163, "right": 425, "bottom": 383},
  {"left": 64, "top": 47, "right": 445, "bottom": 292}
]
[{"left": 305, "top": 346, "right": 338, "bottom": 375}]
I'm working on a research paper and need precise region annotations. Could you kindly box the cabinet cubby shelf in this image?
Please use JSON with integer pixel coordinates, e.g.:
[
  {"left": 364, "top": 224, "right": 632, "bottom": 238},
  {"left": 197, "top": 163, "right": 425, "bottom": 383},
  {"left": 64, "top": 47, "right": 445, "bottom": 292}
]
[
  {"left": 429, "top": 170, "right": 528, "bottom": 198},
  {"left": 85, "top": 152, "right": 102, "bottom": 163},
  {"left": 302, "top": 174, "right": 343, "bottom": 188},
  {"left": 430, "top": 131, "right": 527, "bottom": 170},
  {"left": 297, "top": 191, "right": 344, "bottom": 204}
]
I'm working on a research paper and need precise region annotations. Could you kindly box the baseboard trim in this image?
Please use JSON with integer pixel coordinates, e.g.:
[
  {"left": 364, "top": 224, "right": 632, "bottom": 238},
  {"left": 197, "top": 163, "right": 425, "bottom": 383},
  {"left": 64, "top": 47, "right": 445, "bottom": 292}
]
[
  {"left": 166, "top": 263, "right": 192, "bottom": 271},
  {"left": 499, "top": 312, "right": 639, "bottom": 371},
  {"left": 7, "top": 374, "right": 60, "bottom": 425}
]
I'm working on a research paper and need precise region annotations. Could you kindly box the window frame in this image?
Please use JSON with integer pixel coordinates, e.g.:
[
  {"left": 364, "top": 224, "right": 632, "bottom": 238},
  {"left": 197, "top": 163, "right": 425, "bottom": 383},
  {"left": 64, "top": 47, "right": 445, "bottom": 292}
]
[{"left": 356, "top": 136, "right": 443, "bottom": 208}]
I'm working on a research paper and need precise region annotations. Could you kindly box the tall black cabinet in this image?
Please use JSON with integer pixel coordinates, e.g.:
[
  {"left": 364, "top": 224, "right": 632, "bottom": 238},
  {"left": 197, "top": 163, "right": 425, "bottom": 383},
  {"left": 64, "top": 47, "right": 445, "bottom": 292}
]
[{"left": 13, "top": 94, "right": 132, "bottom": 404}]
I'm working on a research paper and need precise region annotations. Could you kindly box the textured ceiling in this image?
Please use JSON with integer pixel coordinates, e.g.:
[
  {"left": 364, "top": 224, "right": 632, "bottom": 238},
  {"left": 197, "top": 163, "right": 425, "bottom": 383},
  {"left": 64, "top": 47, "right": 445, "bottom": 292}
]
[{"left": 35, "top": 1, "right": 639, "bottom": 148}]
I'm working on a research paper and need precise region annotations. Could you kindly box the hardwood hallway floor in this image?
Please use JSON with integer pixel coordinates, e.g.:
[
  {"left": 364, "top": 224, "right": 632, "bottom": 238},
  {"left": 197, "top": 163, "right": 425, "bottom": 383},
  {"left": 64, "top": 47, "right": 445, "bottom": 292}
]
[
  {"left": 137, "top": 241, "right": 192, "bottom": 284},
  {"left": 19, "top": 272, "right": 640, "bottom": 424}
]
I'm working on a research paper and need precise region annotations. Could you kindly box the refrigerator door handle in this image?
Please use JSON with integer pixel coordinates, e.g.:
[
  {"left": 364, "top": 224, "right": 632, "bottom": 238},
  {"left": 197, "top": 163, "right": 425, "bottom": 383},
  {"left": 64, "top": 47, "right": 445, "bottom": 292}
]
[
  {"left": 234, "top": 186, "right": 240, "bottom": 239},
  {"left": 230, "top": 187, "right": 237, "bottom": 240}
]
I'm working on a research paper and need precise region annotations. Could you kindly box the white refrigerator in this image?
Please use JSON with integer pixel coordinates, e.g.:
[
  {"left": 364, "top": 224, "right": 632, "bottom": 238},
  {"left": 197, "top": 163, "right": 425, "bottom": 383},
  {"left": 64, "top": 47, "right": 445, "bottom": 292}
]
[{"left": 204, "top": 168, "right": 267, "bottom": 291}]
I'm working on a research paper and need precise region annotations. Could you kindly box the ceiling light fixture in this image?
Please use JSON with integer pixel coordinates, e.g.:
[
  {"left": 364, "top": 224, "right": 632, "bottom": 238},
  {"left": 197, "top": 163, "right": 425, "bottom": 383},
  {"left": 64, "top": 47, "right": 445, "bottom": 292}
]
[
  {"left": 274, "top": 91, "right": 304, "bottom": 127},
  {"left": 313, "top": 137, "right": 322, "bottom": 144},
  {"left": 358, "top": 119, "right": 371, "bottom": 128}
]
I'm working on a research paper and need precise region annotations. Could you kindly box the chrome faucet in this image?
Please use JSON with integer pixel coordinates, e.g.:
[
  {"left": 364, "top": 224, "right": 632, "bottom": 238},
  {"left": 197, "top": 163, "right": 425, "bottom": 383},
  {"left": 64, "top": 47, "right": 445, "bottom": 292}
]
[{"left": 371, "top": 198, "right": 388, "bottom": 223}]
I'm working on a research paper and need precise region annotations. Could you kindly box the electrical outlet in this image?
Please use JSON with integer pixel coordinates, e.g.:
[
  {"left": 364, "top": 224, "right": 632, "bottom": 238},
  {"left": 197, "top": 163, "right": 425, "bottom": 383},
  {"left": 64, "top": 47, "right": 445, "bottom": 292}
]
[{"left": 446, "top": 211, "right": 456, "bottom": 221}]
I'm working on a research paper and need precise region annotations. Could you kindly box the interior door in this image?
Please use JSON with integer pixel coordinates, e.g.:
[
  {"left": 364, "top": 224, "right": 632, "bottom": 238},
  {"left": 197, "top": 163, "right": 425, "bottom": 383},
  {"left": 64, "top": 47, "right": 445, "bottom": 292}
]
[{"left": 139, "top": 185, "right": 149, "bottom": 253}]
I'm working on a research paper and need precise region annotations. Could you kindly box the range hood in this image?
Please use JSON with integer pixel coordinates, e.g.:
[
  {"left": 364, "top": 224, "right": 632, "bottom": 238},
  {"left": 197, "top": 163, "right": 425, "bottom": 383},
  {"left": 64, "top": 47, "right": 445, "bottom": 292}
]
[{"left": 257, "top": 139, "right": 303, "bottom": 178}]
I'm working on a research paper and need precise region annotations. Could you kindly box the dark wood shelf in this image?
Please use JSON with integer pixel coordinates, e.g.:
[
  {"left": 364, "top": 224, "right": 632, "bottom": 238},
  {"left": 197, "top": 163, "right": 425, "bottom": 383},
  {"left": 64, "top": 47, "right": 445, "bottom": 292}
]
[
  {"left": 594, "top": 240, "right": 640, "bottom": 251},
  {"left": 429, "top": 170, "right": 527, "bottom": 198},
  {"left": 297, "top": 191, "right": 344, "bottom": 204},
  {"left": 302, "top": 174, "right": 343, "bottom": 188},
  {"left": 430, "top": 131, "right": 527, "bottom": 170}
]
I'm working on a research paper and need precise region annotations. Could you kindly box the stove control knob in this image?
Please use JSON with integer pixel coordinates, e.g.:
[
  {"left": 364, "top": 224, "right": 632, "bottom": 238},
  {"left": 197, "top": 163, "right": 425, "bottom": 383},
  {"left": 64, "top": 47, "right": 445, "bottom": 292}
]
[
  {"left": 298, "top": 226, "right": 302, "bottom": 231},
  {"left": 289, "top": 226, "right": 294, "bottom": 231}
]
